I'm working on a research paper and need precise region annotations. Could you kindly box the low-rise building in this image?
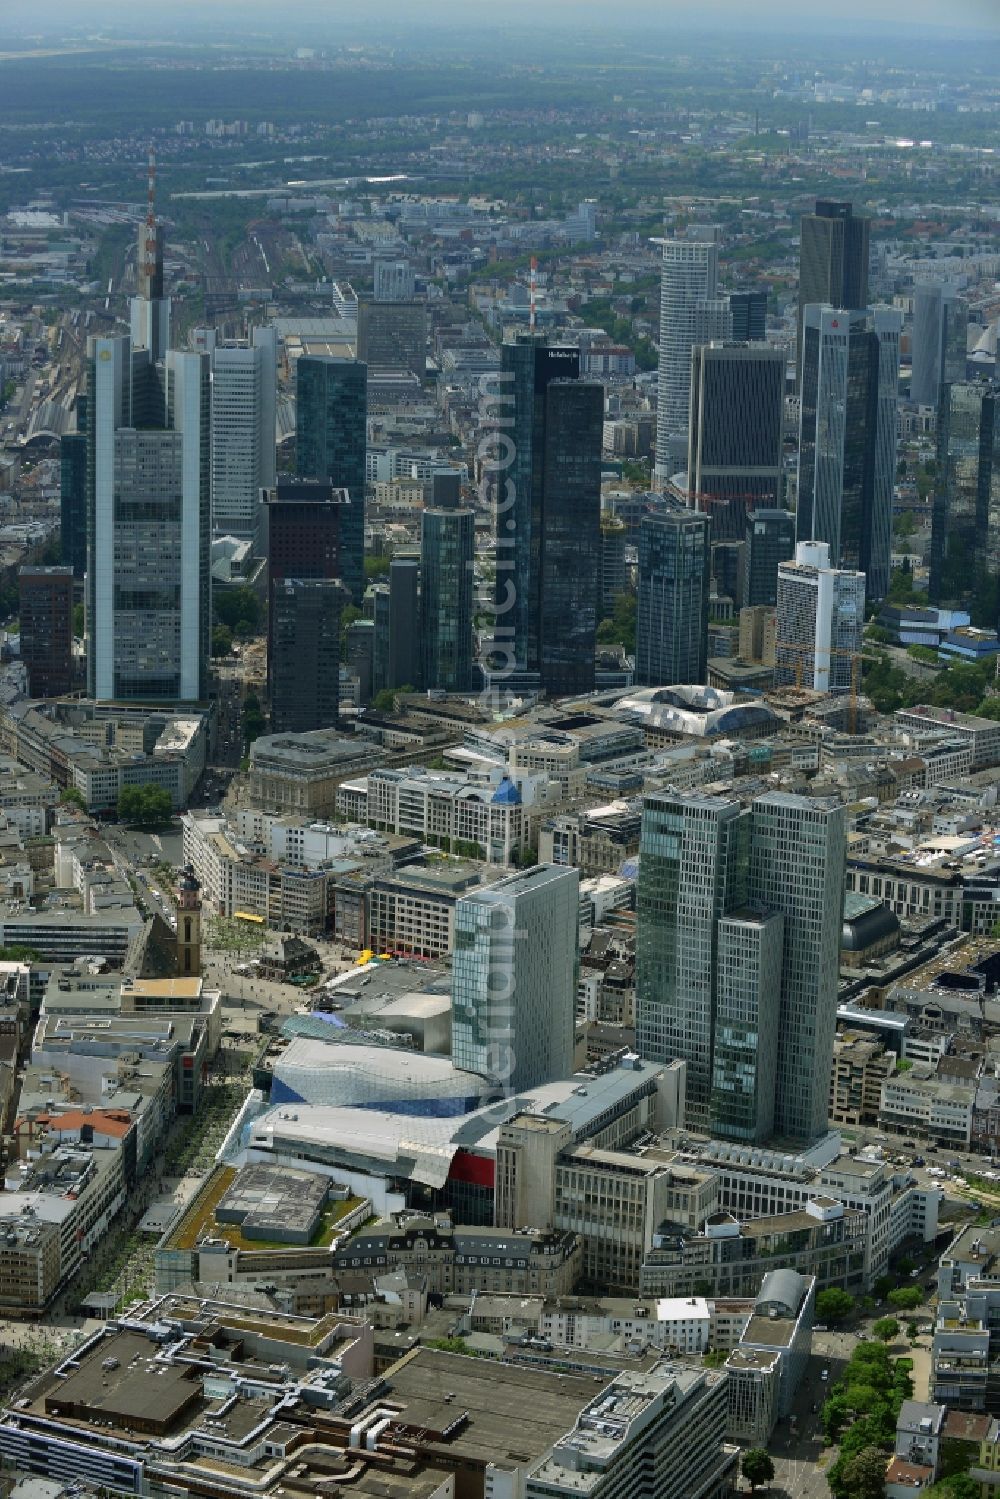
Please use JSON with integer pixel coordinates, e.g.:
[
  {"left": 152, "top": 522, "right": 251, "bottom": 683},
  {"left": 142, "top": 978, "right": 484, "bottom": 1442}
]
[
  {"left": 830, "top": 1029, "right": 897, "bottom": 1127},
  {"left": 879, "top": 1066, "right": 975, "bottom": 1148}
]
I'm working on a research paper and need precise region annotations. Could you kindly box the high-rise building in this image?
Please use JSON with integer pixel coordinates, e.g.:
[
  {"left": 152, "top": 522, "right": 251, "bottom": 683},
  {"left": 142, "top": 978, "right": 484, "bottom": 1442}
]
[
  {"left": 59, "top": 396, "right": 87, "bottom": 579},
  {"left": 636, "top": 792, "right": 749, "bottom": 1127},
  {"left": 422, "top": 502, "right": 475, "bottom": 693},
  {"left": 750, "top": 792, "right": 846, "bottom": 1142},
  {"left": 710, "top": 907, "right": 783, "bottom": 1143},
  {"left": 451, "top": 864, "right": 578, "bottom": 1096},
  {"left": 86, "top": 335, "right": 211, "bottom": 703},
  {"left": 269, "top": 577, "right": 348, "bottom": 733},
  {"left": 729, "top": 289, "right": 768, "bottom": 343},
  {"left": 687, "top": 342, "right": 785, "bottom": 541},
  {"left": 492, "top": 336, "right": 602, "bottom": 693},
  {"left": 775, "top": 540, "right": 865, "bottom": 694},
  {"left": 356, "top": 299, "right": 426, "bottom": 379},
  {"left": 388, "top": 556, "right": 421, "bottom": 692},
  {"left": 18, "top": 565, "right": 74, "bottom": 699},
  {"left": 260, "top": 478, "right": 351, "bottom": 693},
  {"left": 653, "top": 228, "right": 730, "bottom": 480},
  {"left": 373, "top": 259, "right": 415, "bottom": 302},
  {"left": 637, "top": 785, "right": 846, "bottom": 1144},
  {"left": 930, "top": 381, "right": 1000, "bottom": 604},
  {"left": 539, "top": 379, "right": 603, "bottom": 698},
  {"left": 797, "top": 199, "right": 870, "bottom": 378},
  {"left": 346, "top": 617, "right": 375, "bottom": 705},
  {"left": 370, "top": 584, "right": 391, "bottom": 697},
  {"left": 797, "top": 305, "right": 901, "bottom": 600},
  {"left": 296, "top": 356, "right": 366, "bottom": 605},
  {"left": 193, "top": 326, "right": 276, "bottom": 539},
  {"left": 635, "top": 508, "right": 710, "bottom": 687},
  {"left": 911, "top": 283, "right": 967, "bottom": 411},
  {"left": 744, "top": 508, "right": 796, "bottom": 608},
  {"left": 600, "top": 517, "right": 628, "bottom": 615}
]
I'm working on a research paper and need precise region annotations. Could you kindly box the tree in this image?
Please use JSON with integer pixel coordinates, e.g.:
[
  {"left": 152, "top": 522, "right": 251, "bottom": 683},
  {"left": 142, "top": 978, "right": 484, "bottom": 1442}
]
[
  {"left": 364, "top": 554, "right": 392, "bottom": 581},
  {"left": 242, "top": 693, "right": 266, "bottom": 749},
  {"left": 212, "top": 624, "right": 233, "bottom": 657},
  {"left": 72, "top": 602, "right": 85, "bottom": 637},
  {"left": 117, "top": 784, "right": 173, "bottom": 827},
  {"left": 740, "top": 1448, "right": 774, "bottom": 1492},
  {"left": 214, "top": 585, "right": 262, "bottom": 632},
  {"left": 872, "top": 1317, "right": 900, "bottom": 1343},
  {"left": 887, "top": 1286, "right": 922, "bottom": 1311},
  {"left": 816, "top": 1287, "right": 855, "bottom": 1324},
  {"left": 371, "top": 688, "right": 398, "bottom": 714},
  {"left": 59, "top": 786, "right": 86, "bottom": 810},
  {"left": 840, "top": 1445, "right": 889, "bottom": 1499}
]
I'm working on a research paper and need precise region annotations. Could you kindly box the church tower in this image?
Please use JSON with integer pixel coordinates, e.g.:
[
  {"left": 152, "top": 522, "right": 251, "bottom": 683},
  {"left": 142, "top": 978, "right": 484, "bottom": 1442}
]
[{"left": 176, "top": 863, "right": 202, "bottom": 977}]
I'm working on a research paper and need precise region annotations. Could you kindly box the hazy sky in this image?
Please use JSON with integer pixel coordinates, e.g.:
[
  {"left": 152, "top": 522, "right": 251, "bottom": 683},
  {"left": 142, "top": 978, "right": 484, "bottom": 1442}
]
[
  {"left": 1, "top": 0, "right": 998, "bottom": 30},
  {"left": 1, "top": 0, "right": 1000, "bottom": 27}
]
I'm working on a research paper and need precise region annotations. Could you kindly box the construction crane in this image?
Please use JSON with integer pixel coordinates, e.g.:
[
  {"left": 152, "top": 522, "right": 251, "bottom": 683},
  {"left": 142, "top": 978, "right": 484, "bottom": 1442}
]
[{"left": 776, "top": 639, "right": 863, "bottom": 736}]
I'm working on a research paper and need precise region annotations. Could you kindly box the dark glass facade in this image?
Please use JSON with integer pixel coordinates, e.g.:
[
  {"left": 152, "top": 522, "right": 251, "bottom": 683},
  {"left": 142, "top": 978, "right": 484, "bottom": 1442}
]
[
  {"left": 931, "top": 382, "right": 999, "bottom": 611},
  {"left": 19, "top": 566, "right": 74, "bottom": 698},
  {"left": 493, "top": 338, "right": 581, "bottom": 677},
  {"left": 688, "top": 343, "right": 785, "bottom": 541},
  {"left": 729, "top": 290, "right": 767, "bottom": 343},
  {"left": 270, "top": 578, "right": 347, "bottom": 733},
  {"left": 421, "top": 507, "right": 475, "bottom": 693},
  {"left": 538, "top": 379, "right": 603, "bottom": 698},
  {"left": 388, "top": 557, "right": 421, "bottom": 691},
  {"left": 797, "top": 199, "right": 870, "bottom": 376},
  {"left": 263, "top": 479, "right": 351, "bottom": 693},
  {"left": 743, "top": 508, "right": 796, "bottom": 608},
  {"left": 296, "top": 357, "right": 367, "bottom": 605},
  {"left": 636, "top": 509, "right": 710, "bottom": 687}
]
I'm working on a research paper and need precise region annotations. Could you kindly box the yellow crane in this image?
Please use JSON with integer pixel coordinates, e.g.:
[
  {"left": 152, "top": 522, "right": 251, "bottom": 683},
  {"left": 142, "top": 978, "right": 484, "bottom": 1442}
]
[{"left": 777, "top": 639, "right": 862, "bottom": 736}]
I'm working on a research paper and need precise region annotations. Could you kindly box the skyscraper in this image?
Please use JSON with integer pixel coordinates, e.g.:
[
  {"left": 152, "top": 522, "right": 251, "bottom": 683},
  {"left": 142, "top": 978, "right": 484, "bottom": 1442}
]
[
  {"left": 797, "top": 199, "right": 870, "bottom": 379},
  {"left": 744, "top": 508, "right": 796, "bottom": 609},
  {"left": 636, "top": 792, "right": 749, "bottom": 1127},
  {"left": 388, "top": 555, "right": 421, "bottom": 692},
  {"left": 356, "top": 299, "right": 426, "bottom": 379},
  {"left": 18, "top": 565, "right": 74, "bottom": 699},
  {"left": 269, "top": 577, "right": 348, "bottom": 733},
  {"left": 422, "top": 499, "right": 475, "bottom": 693},
  {"left": 930, "top": 381, "right": 1000, "bottom": 604},
  {"left": 86, "top": 335, "right": 211, "bottom": 703},
  {"left": 710, "top": 907, "right": 783, "bottom": 1143},
  {"left": 492, "top": 336, "right": 602, "bottom": 693},
  {"left": 729, "top": 289, "right": 768, "bottom": 343},
  {"left": 296, "top": 356, "right": 367, "bottom": 605},
  {"left": 797, "top": 305, "right": 901, "bottom": 600},
  {"left": 346, "top": 618, "right": 375, "bottom": 705},
  {"left": 59, "top": 397, "right": 87, "bottom": 579},
  {"left": 911, "top": 284, "right": 967, "bottom": 411},
  {"left": 373, "top": 259, "right": 415, "bottom": 302},
  {"left": 635, "top": 507, "right": 710, "bottom": 687},
  {"left": 653, "top": 228, "right": 730, "bottom": 480},
  {"left": 538, "top": 379, "right": 603, "bottom": 698},
  {"left": 687, "top": 342, "right": 785, "bottom": 541},
  {"left": 637, "top": 786, "right": 846, "bottom": 1144},
  {"left": 194, "top": 326, "right": 276, "bottom": 539},
  {"left": 750, "top": 792, "right": 846, "bottom": 1142},
  {"left": 451, "top": 864, "right": 579, "bottom": 1096},
  {"left": 260, "top": 478, "right": 352, "bottom": 693},
  {"left": 775, "top": 540, "right": 865, "bottom": 694}
]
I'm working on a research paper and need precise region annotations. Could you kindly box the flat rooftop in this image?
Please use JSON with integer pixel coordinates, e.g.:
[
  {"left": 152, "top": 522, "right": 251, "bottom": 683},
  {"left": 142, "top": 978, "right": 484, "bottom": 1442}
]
[{"left": 383, "top": 1347, "right": 607, "bottom": 1470}]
